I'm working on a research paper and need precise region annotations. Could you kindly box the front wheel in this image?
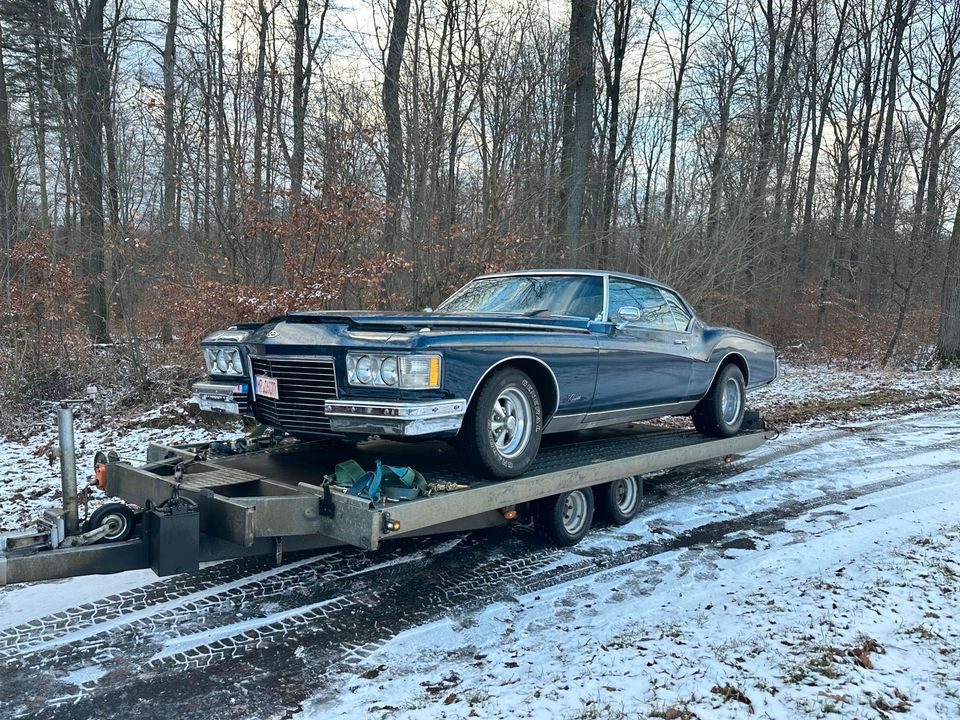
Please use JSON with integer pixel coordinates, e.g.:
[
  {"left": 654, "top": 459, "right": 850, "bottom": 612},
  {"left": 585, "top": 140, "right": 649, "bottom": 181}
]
[
  {"left": 85, "top": 503, "right": 137, "bottom": 543},
  {"left": 692, "top": 363, "right": 746, "bottom": 437},
  {"left": 457, "top": 367, "right": 543, "bottom": 479}
]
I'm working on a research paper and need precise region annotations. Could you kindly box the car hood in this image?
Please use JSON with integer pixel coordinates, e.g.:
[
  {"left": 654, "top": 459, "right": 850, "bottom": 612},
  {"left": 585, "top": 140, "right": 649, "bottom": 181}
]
[
  {"left": 244, "top": 310, "right": 593, "bottom": 354},
  {"left": 282, "top": 310, "right": 593, "bottom": 333}
]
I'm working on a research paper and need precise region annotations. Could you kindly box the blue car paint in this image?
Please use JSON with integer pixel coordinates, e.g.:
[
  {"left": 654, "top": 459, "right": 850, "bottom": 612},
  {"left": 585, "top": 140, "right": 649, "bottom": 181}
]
[{"left": 214, "top": 272, "right": 777, "bottom": 437}]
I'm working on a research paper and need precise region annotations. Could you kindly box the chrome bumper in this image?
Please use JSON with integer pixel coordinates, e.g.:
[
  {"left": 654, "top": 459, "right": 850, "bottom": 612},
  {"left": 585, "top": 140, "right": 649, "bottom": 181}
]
[
  {"left": 324, "top": 398, "right": 467, "bottom": 436},
  {"left": 192, "top": 381, "right": 249, "bottom": 416}
]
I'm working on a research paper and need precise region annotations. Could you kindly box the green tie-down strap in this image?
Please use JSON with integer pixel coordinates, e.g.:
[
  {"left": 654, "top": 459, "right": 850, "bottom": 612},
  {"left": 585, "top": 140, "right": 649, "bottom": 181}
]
[{"left": 334, "top": 459, "right": 427, "bottom": 501}]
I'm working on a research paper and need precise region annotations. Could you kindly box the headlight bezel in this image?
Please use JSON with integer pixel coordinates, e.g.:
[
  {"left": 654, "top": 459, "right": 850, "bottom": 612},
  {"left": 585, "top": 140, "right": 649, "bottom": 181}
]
[
  {"left": 204, "top": 345, "right": 246, "bottom": 377},
  {"left": 346, "top": 353, "right": 441, "bottom": 389}
]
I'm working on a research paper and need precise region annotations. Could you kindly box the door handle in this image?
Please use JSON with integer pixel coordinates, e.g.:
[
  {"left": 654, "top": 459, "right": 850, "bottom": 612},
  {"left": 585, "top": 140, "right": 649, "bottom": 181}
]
[{"left": 673, "top": 338, "right": 687, "bottom": 345}]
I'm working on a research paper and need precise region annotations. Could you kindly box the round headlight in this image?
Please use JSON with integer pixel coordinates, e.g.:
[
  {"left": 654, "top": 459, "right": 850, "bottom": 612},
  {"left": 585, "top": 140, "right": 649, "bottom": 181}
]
[
  {"left": 380, "top": 357, "right": 398, "bottom": 386},
  {"left": 230, "top": 351, "right": 243, "bottom": 374},
  {"left": 216, "top": 349, "right": 229, "bottom": 373},
  {"left": 346, "top": 355, "right": 358, "bottom": 382},
  {"left": 355, "top": 355, "right": 378, "bottom": 384}
]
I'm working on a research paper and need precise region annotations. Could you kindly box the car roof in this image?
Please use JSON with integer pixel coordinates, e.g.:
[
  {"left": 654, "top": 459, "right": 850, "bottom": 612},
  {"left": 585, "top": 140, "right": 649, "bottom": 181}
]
[{"left": 474, "top": 268, "right": 679, "bottom": 294}]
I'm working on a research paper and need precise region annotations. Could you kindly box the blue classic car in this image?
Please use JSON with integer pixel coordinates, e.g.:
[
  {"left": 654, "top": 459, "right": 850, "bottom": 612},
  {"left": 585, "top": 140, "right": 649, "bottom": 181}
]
[{"left": 194, "top": 270, "right": 777, "bottom": 478}]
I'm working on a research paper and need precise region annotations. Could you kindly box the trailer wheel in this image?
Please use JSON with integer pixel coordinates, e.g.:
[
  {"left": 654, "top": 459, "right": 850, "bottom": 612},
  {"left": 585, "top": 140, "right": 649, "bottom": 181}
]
[
  {"left": 85, "top": 503, "right": 136, "bottom": 543},
  {"left": 595, "top": 476, "right": 642, "bottom": 525},
  {"left": 534, "top": 488, "right": 594, "bottom": 546}
]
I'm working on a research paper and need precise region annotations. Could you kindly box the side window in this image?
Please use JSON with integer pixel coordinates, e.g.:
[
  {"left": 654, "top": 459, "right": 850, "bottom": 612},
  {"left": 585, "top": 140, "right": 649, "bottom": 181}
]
[
  {"left": 607, "top": 279, "right": 677, "bottom": 331},
  {"left": 661, "top": 289, "right": 692, "bottom": 331}
]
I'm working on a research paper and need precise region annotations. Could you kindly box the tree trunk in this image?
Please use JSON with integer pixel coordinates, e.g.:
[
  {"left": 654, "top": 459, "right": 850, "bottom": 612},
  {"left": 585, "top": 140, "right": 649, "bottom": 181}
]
[
  {"left": 663, "top": 0, "right": 694, "bottom": 224},
  {"left": 253, "top": 0, "right": 270, "bottom": 206},
  {"left": 939, "top": 203, "right": 960, "bottom": 362},
  {"left": 382, "top": 0, "right": 412, "bottom": 251},
  {"left": 0, "top": 27, "right": 16, "bottom": 259},
  {"left": 290, "top": 0, "right": 308, "bottom": 202},
  {"left": 76, "top": 0, "right": 110, "bottom": 344},
  {"left": 558, "top": 0, "right": 597, "bottom": 262}
]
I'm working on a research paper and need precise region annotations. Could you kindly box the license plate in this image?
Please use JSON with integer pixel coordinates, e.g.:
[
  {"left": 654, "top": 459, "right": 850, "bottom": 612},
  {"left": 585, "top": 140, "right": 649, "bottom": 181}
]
[
  {"left": 255, "top": 374, "right": 279, "bottom": 400},
  {"left": 198, "top": 397, "right": 240, "bottom": 414}
]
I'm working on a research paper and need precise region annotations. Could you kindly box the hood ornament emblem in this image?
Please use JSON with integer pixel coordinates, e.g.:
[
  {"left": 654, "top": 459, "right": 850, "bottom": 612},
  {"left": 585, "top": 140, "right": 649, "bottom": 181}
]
[{"left": 267, "top": 330, "right": 279, "bottom": 338}]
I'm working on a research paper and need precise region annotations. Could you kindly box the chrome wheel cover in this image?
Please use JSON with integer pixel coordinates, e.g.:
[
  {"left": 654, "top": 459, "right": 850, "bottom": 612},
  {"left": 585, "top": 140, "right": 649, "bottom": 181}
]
[
  {"left": 561, "top": 491, "right": 590, "bottom": 535},
  {"left": 721, "top": 377, "right": 742, "bottom": 424},
  {"left": 490, "top": 386, "right": 533, "bottom": 459},
  {"left": 614, "top": 477, "right": 639, "bottom": 515}
]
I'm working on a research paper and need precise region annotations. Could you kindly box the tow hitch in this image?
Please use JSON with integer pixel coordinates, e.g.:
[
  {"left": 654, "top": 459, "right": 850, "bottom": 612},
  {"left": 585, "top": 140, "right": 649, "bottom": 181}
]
[{"left": 1, "top": 402, "right": 140, "bottom": 554}]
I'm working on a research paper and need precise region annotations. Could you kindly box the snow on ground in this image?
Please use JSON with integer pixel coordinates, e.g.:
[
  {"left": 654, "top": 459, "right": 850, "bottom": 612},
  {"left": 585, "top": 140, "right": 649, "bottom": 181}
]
[
  {"left": 0, "top": 365, "right": 958, "bottom": 719},
  {"left": 0, "top": 402, "right": 243, "bottom": 531},
  {"left": 0, "top": 363, "right": 957, "bottom": 532},
  {"left": 750, "top": 362, "right": 960, "bottom": 426},
  {"left": 301, "top": 417, "right": 960, "bottom": 720}
]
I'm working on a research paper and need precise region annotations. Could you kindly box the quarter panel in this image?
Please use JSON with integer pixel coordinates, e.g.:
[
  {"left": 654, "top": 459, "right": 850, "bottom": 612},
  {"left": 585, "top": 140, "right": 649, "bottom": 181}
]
[{"left": 687, "top": 324, "right": 778, "bottom": 396}]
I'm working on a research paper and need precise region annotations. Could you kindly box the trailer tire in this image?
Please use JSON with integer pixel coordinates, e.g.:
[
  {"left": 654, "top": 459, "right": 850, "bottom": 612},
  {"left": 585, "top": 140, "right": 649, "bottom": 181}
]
[
  {"left": 457, "top": 367, "right": 543, "bottom": 479},
  {"left": 85, "top": 503, "right": 136, "bottom": 543},
  {"left": 595, "top": 476, "right": 642, "bottom": 525},
  {"left": 533, "top": 488, "right": 594, "bottom": 546},
  {"left": 692, "top": 363, "right": 746, "bottom": 437}
]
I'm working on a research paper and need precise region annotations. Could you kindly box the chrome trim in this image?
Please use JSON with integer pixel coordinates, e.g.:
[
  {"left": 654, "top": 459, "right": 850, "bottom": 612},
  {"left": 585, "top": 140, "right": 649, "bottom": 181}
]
[
  {"left": 324, "top": 398, "right": 466, "bottom": 420},
  {"left": 601, "top": 272, "right": 610, "bottom": 325},
  {"left": 548, "top": 399, "right": 699, "bottom": 432},
  {"left": 249, "top": 355, "right": 339, "bottom": 433},
  {"left": 202, "top": 345, "right": 247, "bottom": 378},
  {"left": 192, "top": 381, "right": 244, "bottom": 398},
  {"left": 345, "top": 352, "right": 442, "bottom": 390},
  {"left": 247, "top": 354, "right": 256, "bottom": 400},
  {"left": 703, "top": 352, "right": 748, "bottom": 394},
  {"left": 464, "top": 356, "right": 561, "bottom": 419},
  {"left": 324, "top": 399, "right": 466, "bottom": 436}
]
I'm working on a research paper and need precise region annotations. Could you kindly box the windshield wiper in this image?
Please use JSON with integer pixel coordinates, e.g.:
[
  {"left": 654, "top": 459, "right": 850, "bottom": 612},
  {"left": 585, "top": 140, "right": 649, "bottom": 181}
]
[{"left": 523, "top": 308, "right": 552, "bottom": 317}]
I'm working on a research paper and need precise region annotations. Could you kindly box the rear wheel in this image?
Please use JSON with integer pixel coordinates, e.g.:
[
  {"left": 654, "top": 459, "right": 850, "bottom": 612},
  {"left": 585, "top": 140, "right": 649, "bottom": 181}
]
[
  {"left": 595, "top": 476, "right": 643, "bottom": 525},
  {"left": 533, "top": 488, "right": 594, "bottom": 546},
  {"left": 457, "top": 367, "right": 543, "bottom": 479},
  {"left": 692, "top": 363, "right": 746, "bottom": 437}
]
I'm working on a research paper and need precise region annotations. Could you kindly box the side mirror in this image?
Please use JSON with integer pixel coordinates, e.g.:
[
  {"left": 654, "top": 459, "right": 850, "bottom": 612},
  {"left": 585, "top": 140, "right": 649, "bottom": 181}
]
[
  {"left": 422, "top": 306, "right": 433, "bottom": 313},
  {"left": 616, "top": 306, "right": 641, "bottom": 328}
]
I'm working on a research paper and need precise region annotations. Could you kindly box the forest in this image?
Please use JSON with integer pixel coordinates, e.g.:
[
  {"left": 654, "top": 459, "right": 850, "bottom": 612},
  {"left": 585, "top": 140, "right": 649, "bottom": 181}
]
[{"left": 0, "top": 0, "right": 958, "bottom": 422}]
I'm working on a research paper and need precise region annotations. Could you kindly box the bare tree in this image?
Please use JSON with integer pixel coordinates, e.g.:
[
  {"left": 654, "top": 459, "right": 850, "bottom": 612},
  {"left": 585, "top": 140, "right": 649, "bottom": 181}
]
[
  {"left": 75, "top": 0, "right": 110, "bottom": 343},
  {"left": 558, "top": 0, "right": 597, "bottom": 261},
  {"left": 382, "top": 0, "right": 412, "bottom": 251},
  {"left": 0, "top": 22, "right": 16, "bottom": 261}
]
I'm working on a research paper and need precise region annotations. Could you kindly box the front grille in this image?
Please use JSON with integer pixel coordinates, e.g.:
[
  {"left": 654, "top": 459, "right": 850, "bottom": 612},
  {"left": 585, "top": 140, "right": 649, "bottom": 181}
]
[
  {"left": 233, "top": 389, "right": 251, "bottom": 416},
  {"left": 250, "top": 356, "right": 337, "bottom": 434}
]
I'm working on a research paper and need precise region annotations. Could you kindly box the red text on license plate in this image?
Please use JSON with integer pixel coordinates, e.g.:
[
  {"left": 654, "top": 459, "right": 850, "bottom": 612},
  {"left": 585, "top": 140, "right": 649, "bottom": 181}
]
[{"left": 255, "top": 375, "right": 279, "bottom": 400}]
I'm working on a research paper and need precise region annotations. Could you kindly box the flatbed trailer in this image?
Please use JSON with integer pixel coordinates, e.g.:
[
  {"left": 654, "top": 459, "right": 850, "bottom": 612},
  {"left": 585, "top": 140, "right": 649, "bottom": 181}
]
[{"left": 0, "top": 408, "right": 772, "bottom": 586}]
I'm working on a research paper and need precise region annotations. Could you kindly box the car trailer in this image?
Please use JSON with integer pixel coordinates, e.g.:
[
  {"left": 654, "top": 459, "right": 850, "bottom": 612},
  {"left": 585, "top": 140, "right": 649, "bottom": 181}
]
[{"left": 0, "top": 404, "right": 772, "bottom": 587}]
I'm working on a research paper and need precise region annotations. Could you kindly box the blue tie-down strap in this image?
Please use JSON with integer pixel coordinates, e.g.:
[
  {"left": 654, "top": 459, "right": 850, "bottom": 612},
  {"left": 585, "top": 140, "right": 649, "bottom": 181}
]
[
  {"left": 346, "top": 460, "right": 383, "bottom": 501},
  {"left": 341, "top": 460, "right": 426, "bottom": 501}
]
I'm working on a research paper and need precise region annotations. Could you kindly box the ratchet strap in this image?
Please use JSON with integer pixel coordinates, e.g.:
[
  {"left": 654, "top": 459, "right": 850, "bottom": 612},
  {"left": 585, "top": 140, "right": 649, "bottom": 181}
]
[{"left": 335, "top": 459, "right": 427, "bottom": 501}]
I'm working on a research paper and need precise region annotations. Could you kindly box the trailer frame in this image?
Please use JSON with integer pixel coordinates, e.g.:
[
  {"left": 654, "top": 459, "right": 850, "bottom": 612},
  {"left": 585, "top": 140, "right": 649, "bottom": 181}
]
[{"left": 0, "top": 408, "right": 772, "bottom": 586}]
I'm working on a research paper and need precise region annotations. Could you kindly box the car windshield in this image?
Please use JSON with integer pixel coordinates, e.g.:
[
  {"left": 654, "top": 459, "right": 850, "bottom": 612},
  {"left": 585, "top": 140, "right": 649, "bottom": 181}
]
[{"left": 437, "top": 274, "right": 604, "bottom": 319}]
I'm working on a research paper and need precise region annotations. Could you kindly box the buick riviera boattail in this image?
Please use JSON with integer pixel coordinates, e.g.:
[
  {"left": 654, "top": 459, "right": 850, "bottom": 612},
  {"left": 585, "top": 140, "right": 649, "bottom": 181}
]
[{"left": 193, "top": 270, "right": 778, "bottom": 478}]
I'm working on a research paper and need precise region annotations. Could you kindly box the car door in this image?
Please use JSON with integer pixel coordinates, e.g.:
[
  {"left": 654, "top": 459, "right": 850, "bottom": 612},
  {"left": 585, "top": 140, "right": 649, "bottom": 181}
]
[{"left": 589, "top": 277, "right": 695, "bottom": 417}]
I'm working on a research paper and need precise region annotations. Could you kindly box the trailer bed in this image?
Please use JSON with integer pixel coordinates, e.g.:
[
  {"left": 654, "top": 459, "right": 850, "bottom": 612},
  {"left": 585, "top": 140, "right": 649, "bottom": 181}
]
[{"left": 1, "top": 420, "right": 770, "bottom": 586}]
